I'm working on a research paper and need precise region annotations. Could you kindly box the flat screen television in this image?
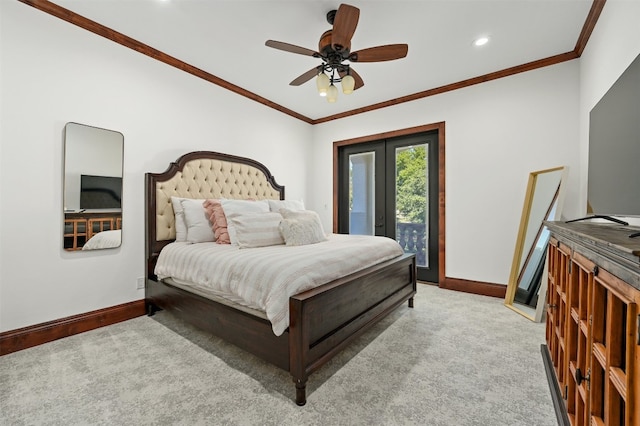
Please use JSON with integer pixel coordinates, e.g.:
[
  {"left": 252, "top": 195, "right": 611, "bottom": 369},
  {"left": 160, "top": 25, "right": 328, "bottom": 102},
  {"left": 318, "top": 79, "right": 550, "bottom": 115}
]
[
  {"left": 80, "top": 174, "right": 122, "bottom": 209},
  {"left": 588, "top": 53, "right": 640, "bottom": 219}
]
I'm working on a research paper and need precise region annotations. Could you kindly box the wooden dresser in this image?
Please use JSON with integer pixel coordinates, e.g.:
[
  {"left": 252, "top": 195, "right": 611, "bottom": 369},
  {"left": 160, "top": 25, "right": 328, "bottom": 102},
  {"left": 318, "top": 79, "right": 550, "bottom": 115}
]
[{"left": 543, "top": 221, "right": 640, "bottom": 426}]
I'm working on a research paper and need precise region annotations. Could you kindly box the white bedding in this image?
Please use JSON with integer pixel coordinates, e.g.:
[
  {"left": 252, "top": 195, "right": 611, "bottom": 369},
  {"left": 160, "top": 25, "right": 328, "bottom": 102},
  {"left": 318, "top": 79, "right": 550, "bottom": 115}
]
[{"left": 154, "top": 233, "right": 404, "bottom": 336}]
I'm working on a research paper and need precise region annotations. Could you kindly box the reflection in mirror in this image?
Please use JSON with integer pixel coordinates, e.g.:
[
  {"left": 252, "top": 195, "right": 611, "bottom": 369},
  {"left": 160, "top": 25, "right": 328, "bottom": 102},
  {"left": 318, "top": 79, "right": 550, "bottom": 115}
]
[
  {"left": 63, "top": 122, "right": 124, "bottom": 251},
  {"left": 505, "top": 166, "right": 567, "bottom": 322}
]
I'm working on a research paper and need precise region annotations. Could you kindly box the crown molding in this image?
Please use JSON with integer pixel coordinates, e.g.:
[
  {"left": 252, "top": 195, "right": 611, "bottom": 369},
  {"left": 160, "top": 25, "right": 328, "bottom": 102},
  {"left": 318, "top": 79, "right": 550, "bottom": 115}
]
[{"left": 19, "top": 0, "right": 604, "bottom": 124}]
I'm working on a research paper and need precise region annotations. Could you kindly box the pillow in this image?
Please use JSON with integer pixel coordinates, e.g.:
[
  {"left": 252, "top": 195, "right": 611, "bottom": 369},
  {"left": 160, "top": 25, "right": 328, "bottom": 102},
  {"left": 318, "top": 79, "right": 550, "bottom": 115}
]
[
  {"left": 180, "top": 198, "right": 215, "bottom": 243},
  {"left": 203, "top": 199, "right": 230, "bottom": 244},
  {"left": 82, "top": 230, "right": 121, "bottom": 250},
  {"left": 170, "top": 196, "right": 189, "bottom": 242},
  {"left": 228, "top": 212, "right": 284, "bottom": 248},
  {"left": 279, "top": 208, "right": 326, "bottom": 227},
  {"left": 278, "top": 209, "right": 328, "bottom": 246},
  {"left": 221, "top": 199, "right": 270, "bottom": 244},
  {"left": 268, "top": 199, "right": 305, "bottom": 212}
]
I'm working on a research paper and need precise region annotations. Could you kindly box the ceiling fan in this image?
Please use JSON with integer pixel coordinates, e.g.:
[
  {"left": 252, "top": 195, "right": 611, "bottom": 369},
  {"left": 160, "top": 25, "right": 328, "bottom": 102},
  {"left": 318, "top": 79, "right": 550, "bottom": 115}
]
[{"left": 265, "top": 3, "right": 408, "bottom": 102}]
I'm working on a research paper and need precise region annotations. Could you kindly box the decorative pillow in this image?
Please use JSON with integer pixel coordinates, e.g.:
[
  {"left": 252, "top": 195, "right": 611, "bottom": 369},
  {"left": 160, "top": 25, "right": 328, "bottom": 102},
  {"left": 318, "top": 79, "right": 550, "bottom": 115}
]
[
  {"left": 268, "top": 199, "right": 305, "bottom": 212},
  {"left": 279, "top": 208, "right": 326, "bottom": 227},
  {"left": 221, "top": 199, "right": 270, "bottom": 244},
  {"left": 180, "top": 198, "right": 215, "bottom": 243},
  {"left": 170, "top": 196, "right": 189, "bottom": 242},
  {"left": 203, "top": 199, "right": 230, "bottom": 244},
  {"left": 228, "top": 212, "right": 284, "bottom": 248},
  {"left": 278, "top": 209, "right": 328, "bottom": 246}
]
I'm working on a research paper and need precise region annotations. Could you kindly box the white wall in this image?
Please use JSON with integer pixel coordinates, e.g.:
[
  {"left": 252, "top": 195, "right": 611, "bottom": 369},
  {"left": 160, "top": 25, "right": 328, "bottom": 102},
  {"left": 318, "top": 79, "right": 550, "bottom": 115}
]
[
  {"left": 0, "top": 2, "right": 312, "bottom": 331},
  {"left": 578, "top": 0, "right": 640, "bottom": 221},
  {"left": 310, "top": 61, "right": 582, "bottom": 285}
]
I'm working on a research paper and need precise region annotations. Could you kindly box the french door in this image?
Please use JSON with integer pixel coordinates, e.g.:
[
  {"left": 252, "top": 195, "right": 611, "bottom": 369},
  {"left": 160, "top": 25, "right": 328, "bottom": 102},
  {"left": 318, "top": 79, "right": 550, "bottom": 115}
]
[{"left": 337, "top": 131, "right": 439, "bottom": 282}]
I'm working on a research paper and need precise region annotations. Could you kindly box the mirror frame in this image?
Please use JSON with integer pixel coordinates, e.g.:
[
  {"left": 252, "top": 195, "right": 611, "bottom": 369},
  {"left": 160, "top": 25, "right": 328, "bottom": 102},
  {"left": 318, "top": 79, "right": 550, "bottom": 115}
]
[{"left": 505, "top": 166, "right": 567, "bottom": 321}]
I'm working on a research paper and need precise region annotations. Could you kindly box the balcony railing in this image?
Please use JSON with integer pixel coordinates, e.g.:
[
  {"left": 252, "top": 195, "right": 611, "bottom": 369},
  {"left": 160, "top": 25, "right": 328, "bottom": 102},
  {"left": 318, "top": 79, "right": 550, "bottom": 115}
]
[{"left": 397, "top": 222, "right": 426, "bottom": 266}]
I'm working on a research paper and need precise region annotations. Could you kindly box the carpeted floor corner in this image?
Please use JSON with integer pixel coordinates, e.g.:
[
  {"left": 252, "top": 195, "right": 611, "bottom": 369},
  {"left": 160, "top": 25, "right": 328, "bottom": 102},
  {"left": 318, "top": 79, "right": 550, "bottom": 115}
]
[{"left": 0, "top": 284, "right": 557, "bottom": 425}]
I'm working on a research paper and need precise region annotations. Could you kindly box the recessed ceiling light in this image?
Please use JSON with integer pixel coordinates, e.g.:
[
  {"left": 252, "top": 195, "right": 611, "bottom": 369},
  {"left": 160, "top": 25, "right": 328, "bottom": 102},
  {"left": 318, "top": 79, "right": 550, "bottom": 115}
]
[
  {"left": 474, "top": 37, "right": 490, "bottom": 47},
  {"left": 474, "top": 37, "right": 489, "bottom": 46}
]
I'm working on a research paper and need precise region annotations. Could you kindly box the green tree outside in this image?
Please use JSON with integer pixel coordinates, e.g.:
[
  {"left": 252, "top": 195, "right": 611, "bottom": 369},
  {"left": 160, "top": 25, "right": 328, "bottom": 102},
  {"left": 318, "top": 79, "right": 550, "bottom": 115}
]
[{"left": 396, "top": 146, "right": 427, "bottom": 224}]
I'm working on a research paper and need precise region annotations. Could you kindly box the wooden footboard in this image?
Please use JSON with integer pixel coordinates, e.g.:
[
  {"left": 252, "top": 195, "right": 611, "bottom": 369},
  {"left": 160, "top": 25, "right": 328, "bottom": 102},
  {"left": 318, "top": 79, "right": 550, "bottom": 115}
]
[
  {"left": 146, "top": 252, "right": 416, "bottom": 405},
  {"left": 288, "top": 253, "right": 416, "bottom": 405}
]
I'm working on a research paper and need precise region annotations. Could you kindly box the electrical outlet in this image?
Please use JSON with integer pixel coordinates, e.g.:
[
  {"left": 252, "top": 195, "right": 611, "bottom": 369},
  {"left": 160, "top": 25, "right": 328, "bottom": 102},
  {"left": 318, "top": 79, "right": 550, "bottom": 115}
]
[{"left": 136, "top": 277, "right": 145, "bottom": 290}]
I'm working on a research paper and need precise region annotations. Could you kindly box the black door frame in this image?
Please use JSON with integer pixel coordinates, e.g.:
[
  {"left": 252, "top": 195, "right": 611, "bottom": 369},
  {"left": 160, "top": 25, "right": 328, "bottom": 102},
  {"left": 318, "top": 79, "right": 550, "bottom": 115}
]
[{"left": 337, "top": 141, "right": 386, "bottom": 236}]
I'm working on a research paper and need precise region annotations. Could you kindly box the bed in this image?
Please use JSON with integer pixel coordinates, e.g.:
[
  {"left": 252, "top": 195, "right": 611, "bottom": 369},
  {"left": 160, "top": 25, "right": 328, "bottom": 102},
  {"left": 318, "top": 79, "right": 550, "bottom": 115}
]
[{"left": 145, "top": 151, "right": 416, "bottom": 405}]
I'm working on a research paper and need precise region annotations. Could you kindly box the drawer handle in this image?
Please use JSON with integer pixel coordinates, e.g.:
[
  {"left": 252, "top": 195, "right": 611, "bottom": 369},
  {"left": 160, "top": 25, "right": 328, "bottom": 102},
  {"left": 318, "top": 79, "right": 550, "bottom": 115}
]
[
  {"left": 547, "top": 304, "right": 557, "bottom": 309},
  {"left": 575, "top": 368, "right": 590, "bottom": 386}
]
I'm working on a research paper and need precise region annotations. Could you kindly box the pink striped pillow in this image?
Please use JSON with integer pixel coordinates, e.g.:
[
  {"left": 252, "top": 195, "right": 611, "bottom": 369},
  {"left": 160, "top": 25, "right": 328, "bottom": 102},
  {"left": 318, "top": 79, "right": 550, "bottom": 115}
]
[{"left": 203, "top": 199, "right": 230, "bottom": 244}]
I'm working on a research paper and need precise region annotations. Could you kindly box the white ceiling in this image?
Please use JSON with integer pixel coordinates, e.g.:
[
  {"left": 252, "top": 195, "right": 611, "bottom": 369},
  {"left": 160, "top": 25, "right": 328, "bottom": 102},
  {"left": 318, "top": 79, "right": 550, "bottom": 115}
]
[{"left": 52, "top": 0, "right": 594, "bottom": 121}]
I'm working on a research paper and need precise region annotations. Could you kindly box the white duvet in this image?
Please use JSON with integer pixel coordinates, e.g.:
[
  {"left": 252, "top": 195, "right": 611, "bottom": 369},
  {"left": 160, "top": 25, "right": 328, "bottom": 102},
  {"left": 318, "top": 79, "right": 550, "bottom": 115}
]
[{"left": 154, "top": 233, "right": 404, "bottom": 336}]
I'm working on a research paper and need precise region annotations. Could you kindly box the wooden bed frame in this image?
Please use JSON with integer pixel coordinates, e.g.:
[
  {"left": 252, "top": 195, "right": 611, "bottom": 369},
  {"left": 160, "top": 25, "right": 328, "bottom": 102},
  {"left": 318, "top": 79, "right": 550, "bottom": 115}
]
[{"left": 145, "top": 151, "right": 416, "bottom": 405}]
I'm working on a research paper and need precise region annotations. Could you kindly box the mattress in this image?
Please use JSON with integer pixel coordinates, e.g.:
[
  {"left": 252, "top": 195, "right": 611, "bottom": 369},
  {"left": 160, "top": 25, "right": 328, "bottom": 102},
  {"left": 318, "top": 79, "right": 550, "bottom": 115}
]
[{"left": 154, "top": 233, "right": 404, "bottom": 335}]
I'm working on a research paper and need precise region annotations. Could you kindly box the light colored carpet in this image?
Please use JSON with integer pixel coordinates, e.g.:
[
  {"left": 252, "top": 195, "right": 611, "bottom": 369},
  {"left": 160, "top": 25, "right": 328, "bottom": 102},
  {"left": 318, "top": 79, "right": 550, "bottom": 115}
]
[{"left": 0, "top": 284, "right": 557, "bottom": 425}]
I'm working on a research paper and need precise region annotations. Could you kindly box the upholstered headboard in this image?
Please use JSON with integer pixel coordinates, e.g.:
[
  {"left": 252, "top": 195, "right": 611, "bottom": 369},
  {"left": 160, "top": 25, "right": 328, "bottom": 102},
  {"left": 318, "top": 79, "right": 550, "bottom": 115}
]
[{"left": 145, "top": 151, "right": 284, "bottom": 277}]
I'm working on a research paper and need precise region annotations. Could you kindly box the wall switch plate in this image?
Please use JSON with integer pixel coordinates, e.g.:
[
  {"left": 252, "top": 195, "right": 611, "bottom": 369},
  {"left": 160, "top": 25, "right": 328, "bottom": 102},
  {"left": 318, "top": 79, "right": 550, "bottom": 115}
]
[{"left": 137, "top": 277, "right": 145, "bottom": 290}]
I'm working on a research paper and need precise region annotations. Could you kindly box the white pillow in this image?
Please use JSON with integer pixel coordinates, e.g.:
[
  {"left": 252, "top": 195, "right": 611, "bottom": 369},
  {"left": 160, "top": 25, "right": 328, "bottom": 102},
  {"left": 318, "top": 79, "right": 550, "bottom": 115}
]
[
  {"left": 268, "top": 199, "right": 305, "bottom": 212},
  {"left": 170, "top": 196, "right": 189, "bottom": 242},
  {"left": 221, "top": 199, "right": 270, "bottom": 244},
  {"left": 180, "top": 198, "right": 215, "bottom": 243},
  {"left": 278, "top": 209, "right": 328, "bottom": 246},
  {"left": 82, "top": 230, "right": 121, "bottom": 250},
  {"left": 279, "top": 209, "right": 326, "bottom": 229},
  {"left": 229, "top": 212, "right": 284, "bottom": 248}
]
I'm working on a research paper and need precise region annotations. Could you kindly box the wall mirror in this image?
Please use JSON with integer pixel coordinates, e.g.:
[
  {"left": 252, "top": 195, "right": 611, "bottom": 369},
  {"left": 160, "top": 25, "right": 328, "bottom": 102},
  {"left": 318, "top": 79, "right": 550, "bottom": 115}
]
[
  {"left": 63, "top": 122, "right": 124, "bottom": 251},
  {"left": 505, "top": 166, "right": 567, "bottom": 322}
]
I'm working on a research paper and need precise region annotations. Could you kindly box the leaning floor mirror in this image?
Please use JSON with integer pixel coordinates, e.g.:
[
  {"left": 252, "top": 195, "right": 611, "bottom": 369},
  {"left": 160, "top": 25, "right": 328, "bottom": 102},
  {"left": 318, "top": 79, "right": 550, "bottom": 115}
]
[
  {"left": 505, "top": 166, "right": 567, "bottom": 322},
  {"left": 63, "top": 122, "right": 124, "bottom": 251}
]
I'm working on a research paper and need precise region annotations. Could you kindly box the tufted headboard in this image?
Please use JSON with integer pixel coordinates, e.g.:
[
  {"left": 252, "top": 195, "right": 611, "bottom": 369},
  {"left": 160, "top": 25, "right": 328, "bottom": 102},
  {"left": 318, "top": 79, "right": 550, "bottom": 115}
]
[{"left": 145, "top": 151, "right": 284, "bottom": 278}]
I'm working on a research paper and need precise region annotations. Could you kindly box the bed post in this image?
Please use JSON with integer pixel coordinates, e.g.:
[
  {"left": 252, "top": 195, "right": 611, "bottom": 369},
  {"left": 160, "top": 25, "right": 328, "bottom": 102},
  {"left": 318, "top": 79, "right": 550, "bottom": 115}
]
[
  {"left": 289, "top": 297, "right": 309, "bottom": 406},
  {"left": 408, "top": 258, "right": 416, "bottom": 308}
]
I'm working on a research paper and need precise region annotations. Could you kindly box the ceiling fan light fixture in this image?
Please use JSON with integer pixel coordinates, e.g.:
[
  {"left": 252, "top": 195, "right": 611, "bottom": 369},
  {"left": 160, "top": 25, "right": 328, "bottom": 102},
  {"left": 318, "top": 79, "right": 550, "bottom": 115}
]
[
  {"left": 327, "top": 83, "right": 338, "bottom": 103},
  {"left": 265, "top": 4, "right": 407, "bottom": 104},
  {"left": 316, "top": 72, "right": 330, "bottom": 96},
  {"left": 341, "top": 74, "right": 355, "bottom": 94}
]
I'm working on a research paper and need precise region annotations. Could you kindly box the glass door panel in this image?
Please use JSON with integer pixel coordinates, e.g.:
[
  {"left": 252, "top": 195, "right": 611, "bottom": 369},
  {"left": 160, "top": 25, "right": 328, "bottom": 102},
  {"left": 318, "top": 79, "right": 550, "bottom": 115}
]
[
  {"left": 349, "top": 152, "right": 375, "bottom": 235},
  {"left": 394, "top": 144, "right": 428, "bottom": 268},
  {"left": 338, "top": 141, "right": 385, "bottom": 237}
]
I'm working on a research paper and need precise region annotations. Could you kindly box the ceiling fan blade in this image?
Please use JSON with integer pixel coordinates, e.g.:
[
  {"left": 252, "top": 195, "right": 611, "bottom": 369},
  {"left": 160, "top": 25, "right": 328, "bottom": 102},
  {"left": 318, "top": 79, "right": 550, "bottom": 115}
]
[
  {"left": 339, "top": 68, "right": 364, "bottom": 90},
  {"left": 349, "top": 44, "right": 408, "bottom": 62},
  {"left": 331, "top": 4, "right": 360, "bottom": 51},
  {"left": 265, "top": 40, "right": 319, "bottom": 57},
  {"left": 290, "top": 67, "right": 321, "bottom": 86}
]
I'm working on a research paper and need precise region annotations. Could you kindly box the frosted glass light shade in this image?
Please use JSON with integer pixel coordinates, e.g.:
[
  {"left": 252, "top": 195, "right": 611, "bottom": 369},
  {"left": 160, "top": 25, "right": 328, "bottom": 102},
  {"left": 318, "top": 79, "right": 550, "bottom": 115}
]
[
  {"left": 341, "top": 74, "right": 355, "bottom": 94},
  {"left": 327, "top": 84, "right": 338, "bottom": 103},
  {"left": 316, "top": 73, "right": 330, "bottom": 97}
]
